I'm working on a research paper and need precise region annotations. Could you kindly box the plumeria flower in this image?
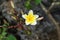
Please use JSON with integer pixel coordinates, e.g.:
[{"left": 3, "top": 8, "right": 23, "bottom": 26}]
[{"left": 22, "top": 10, "right": 43, "bottom": 25}]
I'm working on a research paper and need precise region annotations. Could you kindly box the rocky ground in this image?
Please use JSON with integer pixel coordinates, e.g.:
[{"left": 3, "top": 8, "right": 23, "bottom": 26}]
[{"left": 0, "top": 0, "right": 60, "bottom": 40}]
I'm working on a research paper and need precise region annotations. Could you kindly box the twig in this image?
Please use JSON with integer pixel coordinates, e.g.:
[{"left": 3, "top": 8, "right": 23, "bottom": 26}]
[
  {"left": 48, "top": 2, "right": 55, "bottom": 10},
  {"left": 48, "top": 2, "right": 60, "bottom": 10},
  {"left": 21, "top": 10, "right": 24, "bottom": 15}
]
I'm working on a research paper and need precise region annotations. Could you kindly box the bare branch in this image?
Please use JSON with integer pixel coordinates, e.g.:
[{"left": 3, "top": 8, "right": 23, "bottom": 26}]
[
  {"left": 40, "top": 3, "right": 60, "bottom": 40},
  {"left": 48, "top": 2, "right": 60, "bottom": 10}
]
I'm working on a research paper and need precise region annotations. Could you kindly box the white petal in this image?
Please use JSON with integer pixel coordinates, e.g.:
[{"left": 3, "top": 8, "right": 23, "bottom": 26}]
[
  {"left": 34, "top": 15, "right": 39, "bottom": 18},
  {"left": 31, "top": 21, "right": 37, "bottom": 25},
  {"left": 22, "top": 14, "right": 27, "bottom": 19},
  {"left": 25, "top": 21, "right": 30, "bottom": 25},
  {"left": 37, "top": 17, "right": 44, "bottom": 20},
  {"left": 28, "top": 10, "right": 33, "bottom": 15}
]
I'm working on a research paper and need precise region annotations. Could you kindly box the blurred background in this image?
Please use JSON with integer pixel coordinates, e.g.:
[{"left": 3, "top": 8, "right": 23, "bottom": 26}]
[{"left": 0, "top": 0, "right": 60, "bottom": 40}]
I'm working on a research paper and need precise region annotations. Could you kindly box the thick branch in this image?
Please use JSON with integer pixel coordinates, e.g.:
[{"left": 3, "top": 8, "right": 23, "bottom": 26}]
[{"left": 40, "top": 3, "right": 60, "bottom": 40}]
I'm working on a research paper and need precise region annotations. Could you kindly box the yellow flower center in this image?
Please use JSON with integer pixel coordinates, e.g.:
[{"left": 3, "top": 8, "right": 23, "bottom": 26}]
[{"left": 26, "top": 15, "right": 35, "bottom": 23}]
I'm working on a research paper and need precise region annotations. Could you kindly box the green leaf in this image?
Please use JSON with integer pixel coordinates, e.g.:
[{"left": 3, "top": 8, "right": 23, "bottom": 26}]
[
  {"left": 2, "top": 32, "right": 7, "bottom": 36},
  {"left": 0, "top": 27, "right": 7, "bottom": 40},
  {"left": 35, "top": 0, "right": 42, "bottom": 5},
  {"left": 3, "top": 23, "right": 9, "bottom": 27},
  {"left": 1, "top": 27, "right": 7, "bottom": 38},
  {"left": 25, "top": 0, "right": 31, "bottom": 9},
  {"left": 3, "top": 24, "right": 7, "bottom": 27},
  {"left": 0, "top": 28, "right": 2, "bottom": 34},
  {"left": 6, "top": 35, "right": 16, "bottom": 40},
  {"left": 24, "top": 30, "right": 31, "bottom": 35}
]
